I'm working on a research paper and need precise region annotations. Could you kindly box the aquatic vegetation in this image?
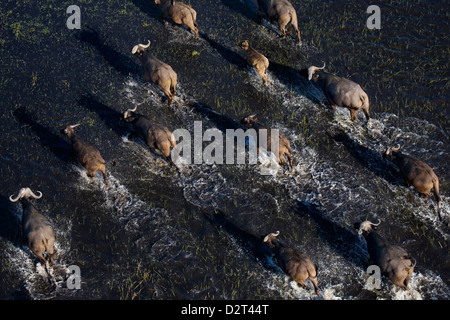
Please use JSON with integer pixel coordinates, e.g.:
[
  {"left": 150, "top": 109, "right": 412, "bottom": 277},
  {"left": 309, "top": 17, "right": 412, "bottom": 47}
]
[{"left": 0, "top": 0, "right": 448, "bottom": 301}]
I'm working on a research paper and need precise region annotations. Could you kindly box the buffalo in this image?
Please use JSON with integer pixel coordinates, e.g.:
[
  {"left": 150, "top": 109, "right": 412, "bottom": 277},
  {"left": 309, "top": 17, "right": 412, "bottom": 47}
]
[
  {"left": 120, "top": 106, "right": 177, "bottom": 165},
  {"left": 241, "top": 114, "right": 294, "bottom": 172},
  {"left": 10, "top": 188, "right": 56, "bottom": 266},
  {"left": 154, "top": 0, "right": 199, "bottom": 39},
  {"left": 62, "top": 124, "right": 108, "bottom": 185},
  {"left": 303, "top": 63, "right": 370, "bottom": 122},
  {"left": 239, "top": 40, "right": 270, "bottom": 84},
  {"left": 264, "top": 231, "right": 320, "bottom": 295},
  {"left": 132, "top": 40, "right": 178, "bottom": 104},
  {"left": 383, "top": 144, "right": 441, "bottom": 217},
  {"left": 256, "top": 0, "right": 302, "bottom": 45},
  {"left": 355, "top": 220, "right": 416, "bottom": 290}
]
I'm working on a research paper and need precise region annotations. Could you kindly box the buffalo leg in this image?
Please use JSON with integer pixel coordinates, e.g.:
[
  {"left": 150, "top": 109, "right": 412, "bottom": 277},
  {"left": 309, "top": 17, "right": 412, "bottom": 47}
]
[
  {"left": 31, "top": 243, "right": 46, "bottom": 265},
  {"left": 99, "top": 165, "right": 108, "bottom": 185},
  {"left": 285, "top": 152, "right": 294, "bottom": 171},
  {"left": 310, "top": 276, "right": 320, "bottom": 296},
  {"left": 350, "top": 109, "right": 358, "bottom": 121}
]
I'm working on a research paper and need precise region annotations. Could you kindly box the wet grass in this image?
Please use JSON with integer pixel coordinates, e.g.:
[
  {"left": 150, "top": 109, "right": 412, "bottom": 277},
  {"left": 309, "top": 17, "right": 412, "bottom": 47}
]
[{"left": 298, "top": 0, "right": 449, "bottom": 132}]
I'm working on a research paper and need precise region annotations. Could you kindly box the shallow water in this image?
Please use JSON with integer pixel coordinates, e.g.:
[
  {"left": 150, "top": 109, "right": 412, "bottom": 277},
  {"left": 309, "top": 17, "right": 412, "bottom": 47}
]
[{"left": 0, "top": 0, "right": 448, "bottom": 300}]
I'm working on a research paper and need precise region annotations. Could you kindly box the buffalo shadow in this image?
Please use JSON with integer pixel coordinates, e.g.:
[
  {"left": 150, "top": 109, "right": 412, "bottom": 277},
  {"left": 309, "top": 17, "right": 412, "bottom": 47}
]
[
  {"left": 220, "top": 0, "right": 258, "bottom": 22},
  {"left": 13, "top": 107, "right": 72, "bottom": 164},
  {"left": 0, "top": 195, "right": 33, "bottom": 300},
  {"left": 75, "top": 28, "right": 140, "bottom": 78},
  {"left": 327, "top": 130, "right": 403, "bottom": 187},
  {"left": 294, "top": 200, "right": 367, "bottom": 269},
  {"left": 130, "top": 0, "right": 162, "bottom": 20},
  {"left": 273, "top": 65, "right": 324, "bottom": 107},
  {"left": 0, "top": 194, "right": 22, "bottom": 245},
  {"left": 190, "top": 101, "right": 243, "bottom": 133},
  {"left": 201, "top": 32, "right": 247, "bottom": 70},
  {"left": 204, "top": 210, "right": 275, "bottom": 270},
  {"left": 201, "top": 32, "right": 321, "bottom": 109},
  {"left": 78, "top": 94, "right": 128, "bottom": 138},
  {"left": 189, "top": 101, "right": 252, "bottom": 163}
]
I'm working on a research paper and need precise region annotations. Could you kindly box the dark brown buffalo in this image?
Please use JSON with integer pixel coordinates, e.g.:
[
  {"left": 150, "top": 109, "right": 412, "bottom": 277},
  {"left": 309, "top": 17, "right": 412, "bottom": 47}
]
[
  {"left": 121, "top": 106, "right": 177, "bottom": 165},
  {"left": 383, "top": 144, "right": 441, "bottom": 217},
  {"left": 355, "top": 220, "right": 416, "bottom": 290}
]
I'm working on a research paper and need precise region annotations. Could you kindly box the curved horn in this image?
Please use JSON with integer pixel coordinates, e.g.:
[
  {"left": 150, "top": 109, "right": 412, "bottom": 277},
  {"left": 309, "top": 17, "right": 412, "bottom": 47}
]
[
  {"left": 132, "top": 40, "right": 151, "bottom": 54},
  {"left": 263, "top": 230, "right": 280, "bottom": 242},
  {"left": 70, "top": 124, "right": 81, "bottom": 129},
  {"left": 308, "top": 63, "right": 325, "bottom": 81},
  {"left": 9, "top": 188, "right": 42, "bottom": 202},
  {"left": 140, "top": 40, "right": 151, "bottom": 49},
  {"left": 9, "top": 188, "right": 26, "bottom": 202},
  {"left": 385, "top": 146, "right": 391, "bottom": 155},
  {"left": 126, "top": 106, "right": 138, "bottom": 114},
  {"left": 358, "top": 220, "right": 380, "bottom": 235},
  {"left": 123, "top": 106, "right": 138, "bottom": 119},
  {"left": 391, "top": 144, "right": 400, "bottom": 152},
  {"left": 386, "top": 144, "right": 400, "bottom": 155},
  {"left": 358, "top": 222, "right": 368, "bottom": 235},
  {"left": 268, "top": 231, "right": 280, "bottom": 238},
  {"left": 29, "top": 189, "right": 43, "bottom": 199}
]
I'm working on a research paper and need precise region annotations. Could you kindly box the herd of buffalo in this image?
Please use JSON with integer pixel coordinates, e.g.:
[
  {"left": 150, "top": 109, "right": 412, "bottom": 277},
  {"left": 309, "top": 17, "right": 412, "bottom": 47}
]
[{"left": 9, "top": 0, "right": 444, "bottom": 297}]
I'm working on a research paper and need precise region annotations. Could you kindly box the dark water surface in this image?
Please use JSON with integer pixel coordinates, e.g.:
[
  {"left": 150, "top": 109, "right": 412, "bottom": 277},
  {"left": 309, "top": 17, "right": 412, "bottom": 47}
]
[{"left": 0, "top": 0, "right": 449, "bottom": 300}]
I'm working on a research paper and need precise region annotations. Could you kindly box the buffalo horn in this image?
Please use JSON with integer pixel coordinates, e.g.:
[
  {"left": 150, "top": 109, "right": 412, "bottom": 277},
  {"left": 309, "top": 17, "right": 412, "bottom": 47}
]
[
  {"left": 132, "top": 40, "right": 151, "bottom": 54},
  {"left": 308, "top": 62, "right": 326, "bottom": 80},
  {"left": 123, "top": 106, "right": 138, "bottom": 118},
  {"left": 386, "top": 144, "right": 401, "bottom": 155},
  {"left": 264, "top": 230, "right": 280, "bottom": 242},
  {"left": 9, "top": 188, "right": 43, "bottom": 202}
]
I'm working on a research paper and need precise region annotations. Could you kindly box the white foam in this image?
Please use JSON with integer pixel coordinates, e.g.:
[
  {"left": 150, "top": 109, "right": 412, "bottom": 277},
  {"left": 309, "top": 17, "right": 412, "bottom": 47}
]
[
  {"left": 3, "top": 239, "right": 72, "bottom": 299},
  {"left": 115, "top": 51, "right": 450, "bottom": 300}
]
